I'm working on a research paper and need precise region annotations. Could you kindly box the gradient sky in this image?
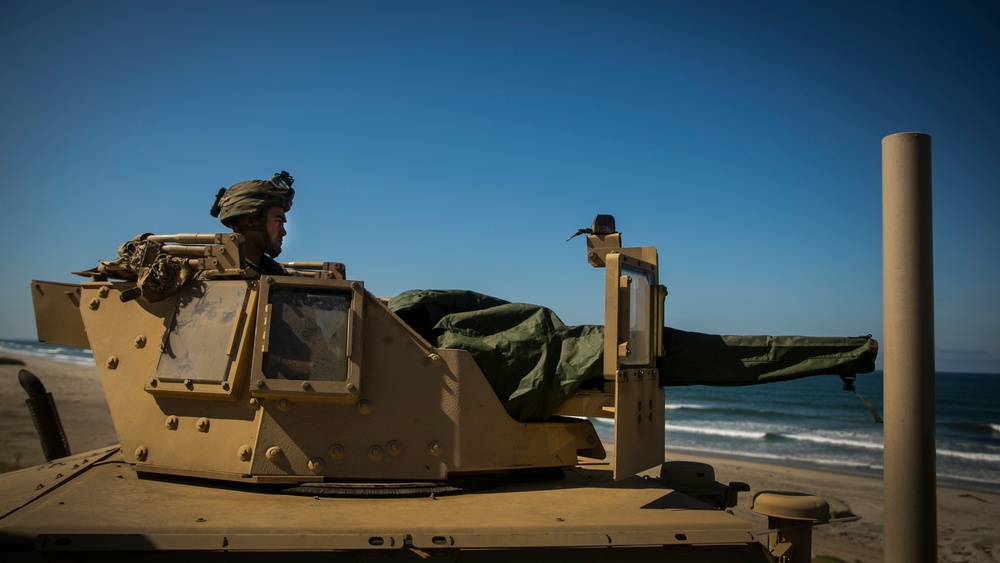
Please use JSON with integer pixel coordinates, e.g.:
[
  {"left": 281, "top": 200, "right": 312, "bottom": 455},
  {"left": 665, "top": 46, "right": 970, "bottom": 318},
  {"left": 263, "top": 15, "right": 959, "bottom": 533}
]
[{"left": 2, "top": 1, "right": 997, "bottom": 372}]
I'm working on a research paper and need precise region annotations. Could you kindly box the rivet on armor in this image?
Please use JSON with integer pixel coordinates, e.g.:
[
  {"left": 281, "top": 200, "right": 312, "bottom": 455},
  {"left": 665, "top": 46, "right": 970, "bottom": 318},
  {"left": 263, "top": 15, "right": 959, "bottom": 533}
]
[
  {"left": 328, "top": 445, "right": 345, "bottom": 460},
  {"left": 248, "top": 397, "right": 260, "bottom": 410},
  {"left": 184, "top": 379, "right": 193, "bottom": 389},
  {"left": 255, "top": 379, "right": 265, "bottom": 389},
  {"left": 164, "top": 416, "right": 179, "bottom": 430},
  {"left": 196, "top": 417, "right": 210, "bottom": 432},
  {"left": 148, "top": 378, "right": 158, "bottom": 388},
  {"left": 220, "top": 381, "right": 230, "bottom": 391},
  {"left": 356, "top": 400, "right": 372, "bottom": 415},
  {"left": 301, "top": 381, "right": 311, "bottom": 390},
  {"left": 134, "top": 335, "right": 146, "bottom": 348},
  {"left": 368, "top": 446, "right": 384, "bottom": 461},
  {"left": 346, "top": 382, "right": 357, "bottom": 393},
  {"left": 98, "top": 286, "right": 110, "bottom": 298},
  {"left": 134, "top": 445, "right": 148, "bottom": 462},
  {"left": 89, "top": 298, "right": 100, "bottom": 310},
  {"left": 428, "top": 442, "right": 444, "bottom": 457},
  {"left": 386, "top": 441, "right": 402, "bottom": 457},
  {"left": 308, "top": 458, "right": 325, "bottom": 473},
  {"left": 277, "top": 398, "right": 292, "bottom": 412},
  {"left": 427, "top": 353, "right": 442, "bottom": 367},
  {"left": 238, "top": 445, "right": 252, "bottom": 461},
  {"left": 266, "top": 446, "right": 283, "bottom": 461},
  {"left": 265, "top": 276, "right": 275, "bottom": 285},
  {"left": 106, "top": 355, "right": 119, "bottom": 369}
]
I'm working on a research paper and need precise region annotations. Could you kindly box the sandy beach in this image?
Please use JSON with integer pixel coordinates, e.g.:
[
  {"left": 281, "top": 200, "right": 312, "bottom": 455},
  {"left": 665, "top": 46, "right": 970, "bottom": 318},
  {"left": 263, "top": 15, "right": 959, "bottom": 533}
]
[{"left": 2, "top": 352, "right": 998, "bottom": 562}]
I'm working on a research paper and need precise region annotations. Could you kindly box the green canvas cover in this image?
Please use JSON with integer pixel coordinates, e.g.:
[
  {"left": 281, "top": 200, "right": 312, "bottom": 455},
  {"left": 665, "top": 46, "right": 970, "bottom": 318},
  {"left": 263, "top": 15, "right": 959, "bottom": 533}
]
[{"left": 387, "top": 290, "right": 878, "bottom": 422}]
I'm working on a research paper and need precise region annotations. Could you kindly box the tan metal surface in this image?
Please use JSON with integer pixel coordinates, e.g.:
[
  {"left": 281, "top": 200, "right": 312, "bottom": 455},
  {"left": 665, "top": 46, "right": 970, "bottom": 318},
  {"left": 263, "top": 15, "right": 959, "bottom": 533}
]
[
  {"left": 72, "top": 270, "right": 601, "bottom": 482},
  {"left": 29, "top": 280, "right": 88, "bottom": 348},
  {"left": 601, "top": 250, "right": 666, "bottom": 479},
  {"left": 1, "top": 448, "right": 762, "bottom": 553}
]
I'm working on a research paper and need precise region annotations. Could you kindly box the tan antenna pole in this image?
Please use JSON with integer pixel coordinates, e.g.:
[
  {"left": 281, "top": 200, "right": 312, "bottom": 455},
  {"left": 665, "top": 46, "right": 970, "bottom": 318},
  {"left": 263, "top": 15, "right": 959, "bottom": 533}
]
[{"left": 882, "top": 132, "right": 937, "bottom": 561}]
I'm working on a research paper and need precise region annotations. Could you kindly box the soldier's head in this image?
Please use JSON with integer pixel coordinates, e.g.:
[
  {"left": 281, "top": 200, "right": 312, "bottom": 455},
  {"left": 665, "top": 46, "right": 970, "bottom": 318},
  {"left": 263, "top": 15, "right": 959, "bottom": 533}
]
[{"left": 210, "top": 171, "right": 294, "bottom": 258}]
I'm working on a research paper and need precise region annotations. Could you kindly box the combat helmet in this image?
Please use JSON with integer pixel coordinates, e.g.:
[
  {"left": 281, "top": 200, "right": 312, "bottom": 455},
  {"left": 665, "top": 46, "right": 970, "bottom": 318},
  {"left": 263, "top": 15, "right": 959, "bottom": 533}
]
[{"left": 210, "top": 171, "right": 295, "bottom": 228}]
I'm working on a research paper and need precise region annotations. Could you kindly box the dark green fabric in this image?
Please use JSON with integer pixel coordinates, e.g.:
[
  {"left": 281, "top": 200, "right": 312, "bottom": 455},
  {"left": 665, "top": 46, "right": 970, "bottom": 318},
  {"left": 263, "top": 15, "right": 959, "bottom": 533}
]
[
  {"left": 660, "top": 329, "right": 878, "bottom": 386},
  {"left": 387, "top": 290, "right": 878, "bottom": 422},
  {"left": 388, "top": 290, "right": 604, "bottom": 421}
]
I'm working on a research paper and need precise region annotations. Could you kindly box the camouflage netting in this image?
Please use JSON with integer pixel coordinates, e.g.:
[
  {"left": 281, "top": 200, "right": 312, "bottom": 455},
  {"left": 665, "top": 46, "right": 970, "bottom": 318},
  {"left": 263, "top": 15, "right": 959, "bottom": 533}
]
[{"left": 387, "top": 290, "right": 878, "bottom": 422}]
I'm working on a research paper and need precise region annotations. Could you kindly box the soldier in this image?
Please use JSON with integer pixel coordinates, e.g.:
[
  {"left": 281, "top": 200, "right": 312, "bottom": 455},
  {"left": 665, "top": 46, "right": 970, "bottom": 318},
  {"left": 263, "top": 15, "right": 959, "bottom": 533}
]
[{"left": 210, "top": 171, "right": 294, "bottom": 275}]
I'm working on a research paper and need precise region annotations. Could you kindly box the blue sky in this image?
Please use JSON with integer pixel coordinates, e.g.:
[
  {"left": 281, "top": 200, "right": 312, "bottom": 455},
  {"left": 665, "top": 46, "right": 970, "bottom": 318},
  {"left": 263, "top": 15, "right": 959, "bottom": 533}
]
[{"left": 1, "top": 1, "right": 998, "bottom": 372}]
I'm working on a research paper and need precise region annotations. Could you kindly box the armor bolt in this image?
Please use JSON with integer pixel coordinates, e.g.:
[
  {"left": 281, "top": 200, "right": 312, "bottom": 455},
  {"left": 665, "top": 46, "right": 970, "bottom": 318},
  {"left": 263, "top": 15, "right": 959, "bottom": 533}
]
[
  {"left": 165, "top": 416, "right": 179, "bottom": 430},
  {"left": 266, "top": 446, "right": 283, "bottom": 461},
  {"left": 106, "top": 356, "right": 118, "bottom": 370},
  {"left": 238, "top": 445, "right": 252, "bottom": 461},
  {"left": 196, "top": 418, "right": 210, "bottom": 433},
  {"left": 134, "top": 335, "right": 146, "bottom": 348},
  {"left": 134, "top": 446, "right": 148, "bottom": 462}
]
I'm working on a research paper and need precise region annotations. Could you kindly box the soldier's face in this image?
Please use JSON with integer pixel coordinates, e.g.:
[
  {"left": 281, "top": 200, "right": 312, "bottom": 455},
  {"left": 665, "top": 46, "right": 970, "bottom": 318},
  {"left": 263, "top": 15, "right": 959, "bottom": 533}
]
[{"left": 264, "top": 206, "right": 287, "bottom": 256}]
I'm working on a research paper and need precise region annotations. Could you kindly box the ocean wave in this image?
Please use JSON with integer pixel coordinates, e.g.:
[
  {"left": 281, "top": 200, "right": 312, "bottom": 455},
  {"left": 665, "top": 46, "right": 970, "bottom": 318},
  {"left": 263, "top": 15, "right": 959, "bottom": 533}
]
[
  {"left": 937, "top": 448, "right": 1000, "bottom": 464},
  {"left": 0, "top": 340, "right": 94, "bottom": 367},
  {"left": 665, "top": 423, "right": 769, "bottom": 440},
  {"left": 784, "top": 433, "right": 884, "bottom": 452},
  {"left": 941, "top": 420, "right": 1000, "bottom": 436},
  {"left": 665, "top": 403, "right": 708, "bottom": 410}
]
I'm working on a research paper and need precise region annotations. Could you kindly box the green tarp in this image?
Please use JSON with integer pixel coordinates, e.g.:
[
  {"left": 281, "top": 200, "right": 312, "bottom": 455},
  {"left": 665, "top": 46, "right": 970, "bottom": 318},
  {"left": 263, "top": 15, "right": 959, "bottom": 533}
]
[{"left": 387, "top": 290, "right": 878, "bottom": 422}]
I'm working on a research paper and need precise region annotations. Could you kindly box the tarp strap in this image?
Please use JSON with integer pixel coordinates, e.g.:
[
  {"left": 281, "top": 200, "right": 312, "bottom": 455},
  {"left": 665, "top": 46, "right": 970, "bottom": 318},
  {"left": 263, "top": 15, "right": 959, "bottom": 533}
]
[{"left": 840, "top": 374, "right": 883, "bottom": 424}]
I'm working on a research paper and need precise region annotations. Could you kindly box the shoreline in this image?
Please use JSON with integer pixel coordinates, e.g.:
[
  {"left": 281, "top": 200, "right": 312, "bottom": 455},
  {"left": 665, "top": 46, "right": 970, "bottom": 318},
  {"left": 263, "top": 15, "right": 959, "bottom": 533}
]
[
  {"left": 3, "top": 351, "right": 999, "bottom": 561},
  {"left": 667, "top": 445, "right": 1000, "bottom": 497}
]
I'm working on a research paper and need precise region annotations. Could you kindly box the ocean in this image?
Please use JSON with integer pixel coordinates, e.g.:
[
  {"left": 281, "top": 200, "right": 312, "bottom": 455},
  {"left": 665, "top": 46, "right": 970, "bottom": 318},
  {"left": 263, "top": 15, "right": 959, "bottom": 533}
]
[
  {"left": 3, "top": 339, "right": 998, "bottom": 493},
  {"left": 592, "top": 370, "right": 1000, "bottom": 493}
]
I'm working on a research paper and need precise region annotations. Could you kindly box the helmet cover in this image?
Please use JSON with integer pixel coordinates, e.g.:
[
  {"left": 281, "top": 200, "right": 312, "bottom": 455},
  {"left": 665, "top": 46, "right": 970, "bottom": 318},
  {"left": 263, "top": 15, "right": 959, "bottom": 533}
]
[{"left": 210, "top": 171, "right": 294, "bottom": 228}]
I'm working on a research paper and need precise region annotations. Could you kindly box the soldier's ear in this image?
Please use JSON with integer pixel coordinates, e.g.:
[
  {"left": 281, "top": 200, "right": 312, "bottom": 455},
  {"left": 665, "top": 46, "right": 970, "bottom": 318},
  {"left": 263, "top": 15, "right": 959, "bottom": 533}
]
[{"left": 235, "top": 215, "right": 261, "bottom": 230}]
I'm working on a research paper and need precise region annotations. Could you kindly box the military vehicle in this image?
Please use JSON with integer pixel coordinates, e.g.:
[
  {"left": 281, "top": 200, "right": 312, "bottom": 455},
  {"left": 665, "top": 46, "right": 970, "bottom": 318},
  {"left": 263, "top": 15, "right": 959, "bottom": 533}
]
[{"left": 1, "top": 214, "right": 869, "bottom": 562}]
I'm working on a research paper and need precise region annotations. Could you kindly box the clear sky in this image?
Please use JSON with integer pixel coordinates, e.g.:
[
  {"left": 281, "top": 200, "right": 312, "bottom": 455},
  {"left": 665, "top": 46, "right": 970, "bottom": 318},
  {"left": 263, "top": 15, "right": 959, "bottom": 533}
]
[{"left": 1, "top": 1, "right": 997, "bottom": 372}]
